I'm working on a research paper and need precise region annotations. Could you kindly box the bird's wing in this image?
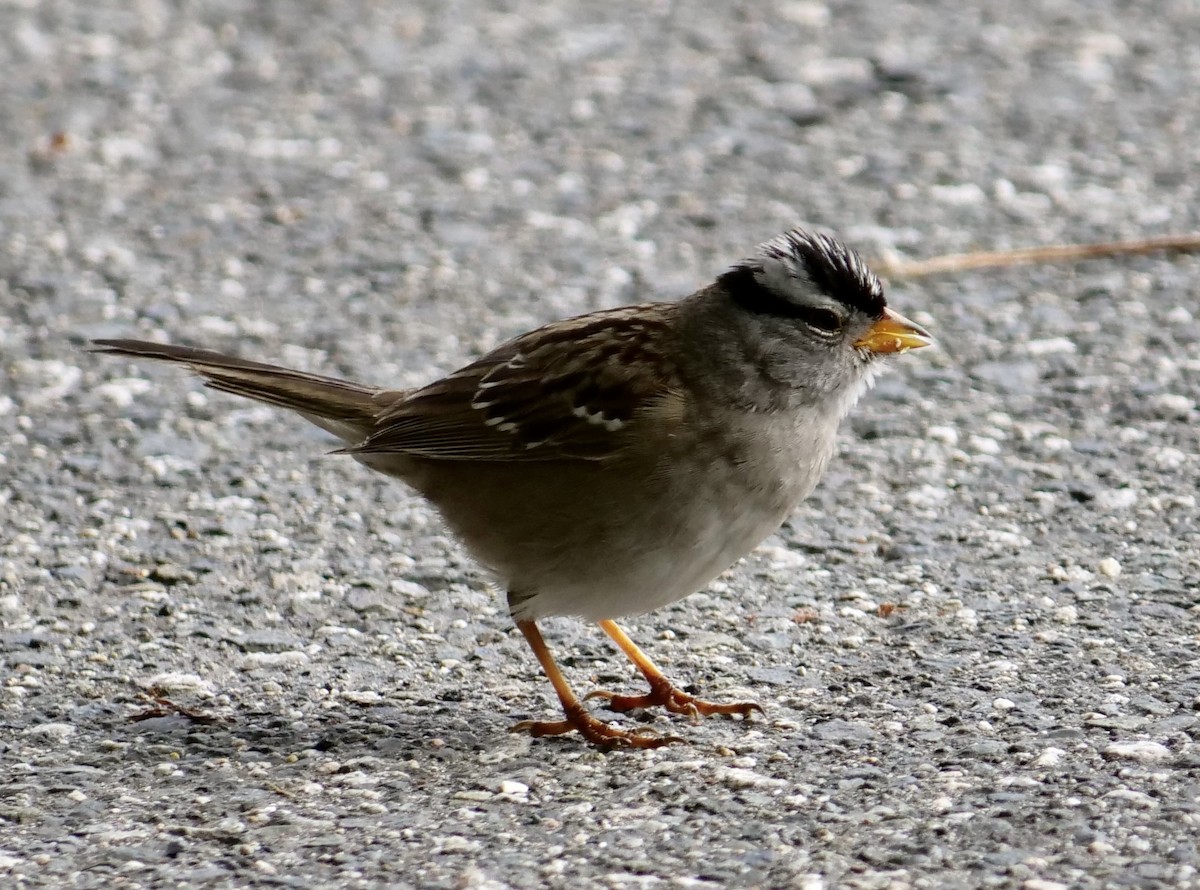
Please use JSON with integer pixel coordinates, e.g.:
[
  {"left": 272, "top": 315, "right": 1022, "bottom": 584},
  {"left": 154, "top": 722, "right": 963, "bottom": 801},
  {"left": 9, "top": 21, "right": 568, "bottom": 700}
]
[{"left": 347, "top": 305, "right": 686, "bottom": 461}]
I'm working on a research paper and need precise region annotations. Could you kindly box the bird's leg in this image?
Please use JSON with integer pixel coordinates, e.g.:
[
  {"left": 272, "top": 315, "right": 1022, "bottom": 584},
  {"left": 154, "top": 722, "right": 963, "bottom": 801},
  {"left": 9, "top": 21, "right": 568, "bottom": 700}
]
[
  {"left": 585, "top": 620, "right": 763, "bottom": 721},
  {"left": 509, "top": 620, "right": 684, "bottom": 749}
]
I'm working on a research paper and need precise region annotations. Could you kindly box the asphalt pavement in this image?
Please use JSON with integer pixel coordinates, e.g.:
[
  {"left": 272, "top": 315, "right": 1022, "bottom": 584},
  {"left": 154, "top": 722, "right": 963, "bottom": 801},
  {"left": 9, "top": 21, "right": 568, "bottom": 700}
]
[{"left": 1, "top": 1, "right": 1198, "bottom": 888}]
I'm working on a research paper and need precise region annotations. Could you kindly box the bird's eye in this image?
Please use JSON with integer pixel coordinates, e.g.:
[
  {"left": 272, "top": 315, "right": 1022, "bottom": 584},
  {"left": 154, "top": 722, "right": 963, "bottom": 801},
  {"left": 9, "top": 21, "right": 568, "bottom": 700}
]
[{"left": 798, "top": 307, "right": 843, "bottom": 334}]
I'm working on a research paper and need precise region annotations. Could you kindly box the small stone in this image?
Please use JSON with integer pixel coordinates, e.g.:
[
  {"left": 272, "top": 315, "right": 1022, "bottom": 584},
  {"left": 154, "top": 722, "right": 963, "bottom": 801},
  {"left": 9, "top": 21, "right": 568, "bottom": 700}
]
[
  {"left": 929, "top": 183, "right": 988, "bottom": 206},
  {"left": 992, "top": 698, "right": 1016, "bottom": 711},
  {"left": 238, "top": 630, "right": 305, "bottom": 653},
  {"left": 716, "top": 767, "right": 788, "bottom": 790},
  {"left": 1151, "top": 393, "right": 1194, "bottom": 418},
  {"left": 24, "top": 722, "right": 75, "bottom": 740},
  {"left": 1094, "top": 488, "right": 1138, "bottom": 511},
  {"left": 768, "top": 82, "right": 824, "bottom": 125},
  {"left": 1023, "top": 879, "right": 1069, "bottom": 890},
  {"left": 1103, "top": 741, "right": 1173, "bottom": 764},
  {"left": 905, "top": 484, "right": 950, "bottom": 508},
  {"left": 145, "top": 673, "right": 215, "bottom": 695},
  {"left": 436, "top": 835, "right": 482, "bottom": 853},
  {"left": 1097, "top": 558, "right": 1121, "bottom": 578},
  {"left": 798, "top": 57, "right": 874, "bottom": 90},
  {"left": 1032, "top": 747, "right": 1066, "bottom": 768},
  {"left": 389, "top": 579, "right": 432, "bottom": 600},
  {"left": 1054, "top": 606, "right": 1078, "bottom": 624},
  {"left": 346, "top": 588, "right": 398, "bottom": 614},
  {"left": 453, "top": 790, "right": 495, "bottom": 802},
  {"left": 1103, "top": 788, "right": 1157, "bottom": 808},
  {"left": 757, "top": 545, "right": 806, "bottom": 569},
  {"left": 1148, "top": 446, "right": 1187, "bottom": 470},
  {"left": 968, "top": 435, "right": 1002, "bottom": 456},
  {"left": 778, "top": 1, "right": 830, "bottom": 27},
  {"left": 927, "top": 425, "right": 958, "bottom": 446},
  {"left": 94, "top": 378, "right": 153, "bottom": 408},
  {"left": 240, "top": 651, "right": 310, "bottom": 669},
  {"left": 1024, "top": 337, "right": 1077, "bottom": 356}
]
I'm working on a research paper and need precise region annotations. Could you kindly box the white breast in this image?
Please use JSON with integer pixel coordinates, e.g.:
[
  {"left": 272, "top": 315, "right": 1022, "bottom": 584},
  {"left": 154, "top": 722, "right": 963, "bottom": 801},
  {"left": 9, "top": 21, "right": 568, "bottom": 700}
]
[{"left": 510, "top": 407, "right": 839, "bottom": 621}]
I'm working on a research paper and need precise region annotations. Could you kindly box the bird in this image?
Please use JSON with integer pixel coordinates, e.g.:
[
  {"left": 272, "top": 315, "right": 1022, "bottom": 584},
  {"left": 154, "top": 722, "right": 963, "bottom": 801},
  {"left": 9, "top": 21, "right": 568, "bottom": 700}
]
[{"left": 91, "top": 227, "right": 933, "bottom": 749}]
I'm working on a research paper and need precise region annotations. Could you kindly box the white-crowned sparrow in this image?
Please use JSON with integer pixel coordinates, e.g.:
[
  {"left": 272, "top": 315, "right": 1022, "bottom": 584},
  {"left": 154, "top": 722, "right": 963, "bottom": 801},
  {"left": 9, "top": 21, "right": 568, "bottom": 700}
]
[{"left": 92, "top": 227, "right": 932, "bottom": 749}]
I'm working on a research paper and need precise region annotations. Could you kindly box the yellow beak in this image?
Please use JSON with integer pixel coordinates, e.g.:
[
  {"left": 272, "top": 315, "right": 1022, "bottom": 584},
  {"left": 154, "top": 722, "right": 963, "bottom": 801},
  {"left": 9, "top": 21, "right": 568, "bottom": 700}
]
[{"left": 854, "top": 307, "right": 934, "bottom": 354}]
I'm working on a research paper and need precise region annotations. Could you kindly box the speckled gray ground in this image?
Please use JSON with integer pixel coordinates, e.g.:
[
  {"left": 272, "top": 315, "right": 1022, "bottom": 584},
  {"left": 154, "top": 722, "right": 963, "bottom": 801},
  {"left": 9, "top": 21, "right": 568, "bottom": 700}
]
[{"left": 2, "top": 1, "right": 1199, "bottom": 888}]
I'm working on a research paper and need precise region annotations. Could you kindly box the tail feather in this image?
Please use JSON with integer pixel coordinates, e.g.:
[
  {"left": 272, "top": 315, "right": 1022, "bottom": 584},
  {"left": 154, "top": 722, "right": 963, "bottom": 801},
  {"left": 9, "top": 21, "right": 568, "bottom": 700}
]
[{"left": 90, "top": 338, "right": 399, "bottom": 441}]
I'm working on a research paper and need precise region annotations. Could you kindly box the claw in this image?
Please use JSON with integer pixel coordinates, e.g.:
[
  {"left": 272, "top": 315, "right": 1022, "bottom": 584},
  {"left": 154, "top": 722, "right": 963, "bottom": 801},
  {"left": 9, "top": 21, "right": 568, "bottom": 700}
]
[
  {"left": 511, "top": 709, "right": 683, "bottom": 750},
  {"left": 587, "top": 681, "right": 763, "bottom": 722},
  {"left": 583, "top": 688, "right": 620, "bottom": 703}
]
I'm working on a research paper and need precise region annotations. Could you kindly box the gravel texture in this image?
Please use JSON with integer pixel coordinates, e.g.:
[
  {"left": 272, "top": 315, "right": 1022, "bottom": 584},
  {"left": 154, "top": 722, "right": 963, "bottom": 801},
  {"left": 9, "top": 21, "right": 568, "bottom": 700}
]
[{"left": 2, "top": 1, "right": 1199, "bottom": 888}]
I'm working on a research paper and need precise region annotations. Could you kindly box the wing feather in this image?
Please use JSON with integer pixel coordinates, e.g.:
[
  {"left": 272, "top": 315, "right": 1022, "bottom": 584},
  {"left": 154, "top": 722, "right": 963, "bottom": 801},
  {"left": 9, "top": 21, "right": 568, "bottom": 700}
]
[{"left": 346, "top": 305, "right": 686, "bottom": 461}]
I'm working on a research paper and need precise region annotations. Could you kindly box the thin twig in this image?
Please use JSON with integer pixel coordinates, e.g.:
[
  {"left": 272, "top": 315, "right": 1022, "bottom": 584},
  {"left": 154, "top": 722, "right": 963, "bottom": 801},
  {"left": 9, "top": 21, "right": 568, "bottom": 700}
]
[{"left": 878, "top": 233, "right": 1200, "bottom": 280}]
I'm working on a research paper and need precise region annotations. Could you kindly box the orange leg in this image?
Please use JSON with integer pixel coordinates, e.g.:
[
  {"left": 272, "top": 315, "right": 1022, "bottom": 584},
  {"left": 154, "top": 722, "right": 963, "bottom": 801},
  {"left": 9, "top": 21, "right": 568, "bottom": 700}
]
[
  {"left": 585, "top": 620, "right": 763, "bottom": 720},
  {"left": 509, "top": 620, "right": 684, "bottom": 749}
]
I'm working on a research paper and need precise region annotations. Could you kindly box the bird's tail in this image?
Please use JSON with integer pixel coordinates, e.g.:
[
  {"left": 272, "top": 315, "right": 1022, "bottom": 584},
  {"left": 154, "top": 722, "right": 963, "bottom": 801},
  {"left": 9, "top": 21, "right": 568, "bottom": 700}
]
[{"left": 90, "top": 339, "right": 397, "bottom": 443}]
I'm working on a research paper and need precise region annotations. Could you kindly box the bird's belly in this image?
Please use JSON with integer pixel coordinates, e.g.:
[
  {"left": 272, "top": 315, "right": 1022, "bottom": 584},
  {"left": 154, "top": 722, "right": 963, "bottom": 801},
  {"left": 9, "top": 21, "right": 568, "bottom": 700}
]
[
  {"left": 548, "top": 500, "right": 792, "bottom": 620},
  {"left": 510, "top": 456, "right": 812, "bottom": 621},
  {"left": 423, "top": 410, "right": 837, "bottom": 623}
]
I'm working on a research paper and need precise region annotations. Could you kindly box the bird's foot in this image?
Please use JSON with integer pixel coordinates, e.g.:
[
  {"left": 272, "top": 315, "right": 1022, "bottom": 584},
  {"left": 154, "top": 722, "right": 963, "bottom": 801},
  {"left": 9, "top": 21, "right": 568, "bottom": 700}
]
[
  {"left": 511, "top": 701, "right": 685, "bottom": 750},
  {"left": 586, "top": 677, "right": 763, "bottom": 722}
]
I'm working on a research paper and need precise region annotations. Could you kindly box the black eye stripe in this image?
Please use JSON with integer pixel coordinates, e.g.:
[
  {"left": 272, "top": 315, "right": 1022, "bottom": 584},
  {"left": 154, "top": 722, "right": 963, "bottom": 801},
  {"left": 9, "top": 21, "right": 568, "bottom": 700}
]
[
  {"left": 720, "top": 267, "right": 844, "bottom": 332},
  {"left": 799, "top": 306, "right": 842, "bottom": 332}
]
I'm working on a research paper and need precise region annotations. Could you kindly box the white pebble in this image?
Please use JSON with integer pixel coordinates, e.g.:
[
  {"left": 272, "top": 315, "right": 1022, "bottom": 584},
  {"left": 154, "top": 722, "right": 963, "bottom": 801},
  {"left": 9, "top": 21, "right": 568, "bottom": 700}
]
[
  {"left": 716, "top": 767, "right": 788, "bottom": 790},
  {"left": 778, "top": 2, "right": 830, "bottom": 27},
  {"left": 453, "top": 790, "right": 494, "bottom": 802},
  {"left": 992, "top": 698, "right": 1016, "bottom": 711},
  {"left": 94, "top": 378, "right": 153, "bottom": 408},
  {"left": 927, "top": 425, "right": 958, "bottom": 446},
  {"left": 929, "top": 183, "right": 988, "bottom": 206},
  {"left": 1151, "top": 393, "right": 1194, "bottom": 417},
  {"left": 1032, "top": 747, "right": 1066, "bottom": 768},
  {"left": 1103, "top": 741, "right": 1172, "bottom": 764},
  {"left": 240, "top": 651, "right": 310, "bottom": 669},
  {"left": 905, "top": 484, "right": 950, "bottom": 508},
  {"left": 1054, "top": 606, "right": 1079, "bottom": 624},
  {"left": 1023, "top": 879, "right": 1069, "bottom": 890},
  {"left": 1103, "top": 788, "right": 1157, "bottom": 808},
  {"left": 757, "top": 545, "right": 806, "bottom": 569},
  {"left": 341, "top": 690, "right": 384, "bottom": 705},
  {"left": 798, "top": 57, "right": 873, "bottom": 88},
  {"left": 986, "top": 530, "right": 1031, "bottom": 549},
  {"left": 24, "top": 722, "right": 76, "bottom": 740},
  {"left": 13, "top": 359, "right": 83, "bottom": 408},
  {"left": 1097, "top": 558, "right": 1121, "bottom": 578},
  {"left": 968, "top": 435, "right": 1002, "bottom": 455},
  {"left": 1024, "top": 337, "right": 1077, "bottom": 356},
  {"left": 146, "top": 672, "right": 215, "bottom": 695},
  {"left": 1094, "top": 488, "right": 1138, "bottom": 511},
  {"left": 437, "top": 836, "right": 482, "bottom": 854},
  {"left": 1148, "top": 446, "right": 1187, "bottom": 470}
]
